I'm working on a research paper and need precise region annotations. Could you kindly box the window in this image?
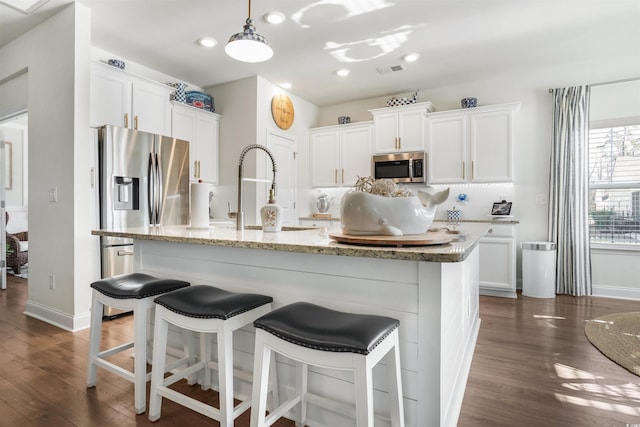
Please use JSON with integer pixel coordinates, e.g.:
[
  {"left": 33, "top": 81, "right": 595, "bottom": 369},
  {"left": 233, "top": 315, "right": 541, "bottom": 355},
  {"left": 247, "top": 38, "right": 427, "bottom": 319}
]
[{"left": 588, "top": 124, "right": 640, "bottom": 244}]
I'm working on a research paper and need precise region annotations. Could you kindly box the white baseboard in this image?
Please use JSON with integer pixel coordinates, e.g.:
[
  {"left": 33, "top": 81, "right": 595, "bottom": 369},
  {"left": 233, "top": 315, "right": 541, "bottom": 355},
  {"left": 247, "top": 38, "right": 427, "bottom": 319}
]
[
  {"left": 591, "top": 284, "right": 640, "bottom": 301},
  {"left": 24, "top": 299, "right": 91, "bottom": 331}
]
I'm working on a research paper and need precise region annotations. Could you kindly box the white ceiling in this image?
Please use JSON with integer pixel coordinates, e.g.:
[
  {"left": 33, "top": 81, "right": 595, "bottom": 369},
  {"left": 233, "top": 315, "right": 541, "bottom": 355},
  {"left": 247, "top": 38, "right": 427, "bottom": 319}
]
[{"left": 1, "top": 0, "right": 639, "bottom": 106}]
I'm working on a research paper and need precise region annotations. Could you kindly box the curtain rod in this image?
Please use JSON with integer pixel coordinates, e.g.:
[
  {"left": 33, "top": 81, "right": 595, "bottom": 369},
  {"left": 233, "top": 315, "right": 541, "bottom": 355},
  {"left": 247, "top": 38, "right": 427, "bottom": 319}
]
[{"left": 548, "top": 76, "right": 640, "bottom": 93}]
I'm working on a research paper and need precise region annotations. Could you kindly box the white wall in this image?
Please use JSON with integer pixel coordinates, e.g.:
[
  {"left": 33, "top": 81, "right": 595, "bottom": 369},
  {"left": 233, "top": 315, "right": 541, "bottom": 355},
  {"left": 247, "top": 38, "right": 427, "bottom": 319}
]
[
  {"left": 0, "top": 3, "right": 97, "bottom": 330},
  {"left": 206, "top": 76, "right": 319, "bottom": 224}
]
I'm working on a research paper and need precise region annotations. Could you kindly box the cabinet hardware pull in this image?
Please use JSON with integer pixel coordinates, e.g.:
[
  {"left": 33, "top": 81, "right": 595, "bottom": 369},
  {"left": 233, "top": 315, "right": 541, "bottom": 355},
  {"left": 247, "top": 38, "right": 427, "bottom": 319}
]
[
  {"left": 195, "top": 160, "right": 201, "bottom": 179},
  {"left": 472, "top": 161, "right": 475, "bottom": 179},
  {"left": 124, "top": 113, "right": 129, "bottom": 128},
  {"left": 398, "top": 136, "right": 401, "bottom": 150},
  {"left": 462, "top": 161, "right": 466, "bottom": 179},
  {"left": 134, "top": 115, "right": 139, "bottom": 130},
  {"left": 342, "top": 168, "right": 345, "bottom": 184},
  {"left": 335, "top": 168, "right": 338, "bottom": 184}
]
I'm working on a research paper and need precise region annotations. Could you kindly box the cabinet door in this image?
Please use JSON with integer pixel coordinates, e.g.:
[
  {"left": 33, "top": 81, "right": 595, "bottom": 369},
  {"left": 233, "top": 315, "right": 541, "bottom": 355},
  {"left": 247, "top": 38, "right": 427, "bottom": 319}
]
[
  {"left": 373, "top": 112, "right": 400, "bottom": 153},
  {"left": 427, "top": 115, "right": 467, "bottom": 184},
  {"left": 479, "top": 237, "right": 516, "bottom": 293},
  {"left": 340, "top": 126, "right": 372, "bottom": 186},
  {"left": 171, "top": 106, "right": 197, "bottom": 179},
  {"left": 172, "top": 104, "right": 220, "bottom": 184},
  {"left": 470, "top": 110, "right": 513, "bottom": 182},
  {"left": 195, "top": 112, "right": 219, "bottom": 184},
  {"left": 131, "top": 79, "right": 172, "bottom": 135},
  {"left": 397, "top": 108, "right": 425, "bottom": 152},
  {"left": 310, "top": 131, "right": 340, "bottom": 187},
  {"left": 90, "top": 64, "right": 132, "bottom": 128}
]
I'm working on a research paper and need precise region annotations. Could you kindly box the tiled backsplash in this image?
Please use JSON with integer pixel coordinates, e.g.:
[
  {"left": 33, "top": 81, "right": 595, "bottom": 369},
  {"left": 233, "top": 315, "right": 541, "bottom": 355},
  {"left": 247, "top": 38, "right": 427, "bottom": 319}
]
[{"left": 304, "top": 183, "right": 515, "bottom": 221}]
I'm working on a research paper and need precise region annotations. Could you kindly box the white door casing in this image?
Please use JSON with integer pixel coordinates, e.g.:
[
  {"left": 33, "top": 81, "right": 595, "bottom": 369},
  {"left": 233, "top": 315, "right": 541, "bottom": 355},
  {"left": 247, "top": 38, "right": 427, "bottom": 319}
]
[{"left": 265, "top": 129, "right": 297, "bottom": 226}]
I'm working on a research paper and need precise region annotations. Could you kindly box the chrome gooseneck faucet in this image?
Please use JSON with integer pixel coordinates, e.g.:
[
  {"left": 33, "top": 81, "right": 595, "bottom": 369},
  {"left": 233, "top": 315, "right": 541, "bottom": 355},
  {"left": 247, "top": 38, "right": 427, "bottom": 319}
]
[{"left": 237, "top": 144, "right": 277, "bottom": 230}]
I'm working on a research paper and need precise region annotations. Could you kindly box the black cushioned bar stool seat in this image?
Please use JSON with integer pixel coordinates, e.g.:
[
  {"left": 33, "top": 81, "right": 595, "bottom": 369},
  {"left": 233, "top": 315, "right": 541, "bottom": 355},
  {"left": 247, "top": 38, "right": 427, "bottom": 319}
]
[
  {"left": 250, "top": 302, "right": 405, "bottom": 427},
  {"left": 154, "top": 284, "right": 274, "bottom": 320},
  {"left": 148, "top": 285, "right": 275, "bottom": 427},
  {"left": 86, "top": 273, "right": 190, "bottom": 414},
  {"left": 90, "top": 272, "right": 190, "bottom": 299},
  {"left": 254, "top": 301, "right": 399, "bottom": 355}
]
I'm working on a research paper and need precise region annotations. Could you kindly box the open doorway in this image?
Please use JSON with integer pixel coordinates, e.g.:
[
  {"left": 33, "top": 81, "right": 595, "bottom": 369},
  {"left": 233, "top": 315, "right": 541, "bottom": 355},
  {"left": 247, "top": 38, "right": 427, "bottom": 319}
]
[{"left": 1, "top": 112, "right": 28, "bottom": 283}]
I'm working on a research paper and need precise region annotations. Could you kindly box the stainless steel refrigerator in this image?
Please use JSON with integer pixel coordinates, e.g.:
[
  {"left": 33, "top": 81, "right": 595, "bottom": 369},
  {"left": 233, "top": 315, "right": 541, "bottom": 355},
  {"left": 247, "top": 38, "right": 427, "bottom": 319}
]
[{"left": 96, "top": 125, "right": 189, "bottom": 317}]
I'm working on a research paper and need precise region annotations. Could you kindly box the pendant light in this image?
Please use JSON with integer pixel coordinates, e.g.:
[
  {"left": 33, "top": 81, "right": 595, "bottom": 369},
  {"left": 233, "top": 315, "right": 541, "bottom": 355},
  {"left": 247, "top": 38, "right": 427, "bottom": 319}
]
[{"left": 225, "top": 0, "right": 273, "bottom": 63}]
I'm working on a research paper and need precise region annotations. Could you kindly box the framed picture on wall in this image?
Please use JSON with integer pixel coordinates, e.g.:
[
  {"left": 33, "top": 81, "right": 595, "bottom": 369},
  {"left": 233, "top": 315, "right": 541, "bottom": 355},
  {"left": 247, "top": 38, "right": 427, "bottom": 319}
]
[{"left": 491, "top": 200, "right": 512, "bottom": 216}]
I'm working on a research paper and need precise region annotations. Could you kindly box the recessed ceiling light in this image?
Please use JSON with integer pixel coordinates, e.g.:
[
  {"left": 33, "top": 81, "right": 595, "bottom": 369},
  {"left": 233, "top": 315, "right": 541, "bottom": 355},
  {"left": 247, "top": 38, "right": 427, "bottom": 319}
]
[
  {"left": 402, "top": 53, "right": 420, "bottom": 62},
  {"left": 280, "top": 82, "right": 292, "bottom": 89},
  {"left": 335, "top": 69, "right": 350, "bottom": 77},
  {"left": 264, "top": 11, "right": 285, "bottom": 24},
  {"left": 197, "top": 37, "right": 218, "bottom": 48}
]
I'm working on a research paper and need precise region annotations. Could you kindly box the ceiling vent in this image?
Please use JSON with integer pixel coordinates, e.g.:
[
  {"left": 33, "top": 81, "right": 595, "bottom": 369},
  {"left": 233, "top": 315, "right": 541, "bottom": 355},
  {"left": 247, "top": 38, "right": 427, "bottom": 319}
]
[{"left": 376, "top": 64, "right": 406, "bottom": 75}]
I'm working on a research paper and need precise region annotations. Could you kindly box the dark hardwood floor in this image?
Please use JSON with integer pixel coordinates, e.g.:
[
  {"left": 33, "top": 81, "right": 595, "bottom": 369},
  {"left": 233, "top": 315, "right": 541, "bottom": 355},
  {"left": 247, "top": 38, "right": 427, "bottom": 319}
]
[{"left": 1, "top": 274, "right": 638, "bottom": 426}]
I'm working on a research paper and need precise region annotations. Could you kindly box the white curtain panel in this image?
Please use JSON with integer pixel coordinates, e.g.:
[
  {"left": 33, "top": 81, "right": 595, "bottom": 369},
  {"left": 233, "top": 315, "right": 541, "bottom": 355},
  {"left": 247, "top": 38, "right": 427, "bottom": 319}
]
[{"left": 548, "top": 86, "right": 592, "bottom": 296}]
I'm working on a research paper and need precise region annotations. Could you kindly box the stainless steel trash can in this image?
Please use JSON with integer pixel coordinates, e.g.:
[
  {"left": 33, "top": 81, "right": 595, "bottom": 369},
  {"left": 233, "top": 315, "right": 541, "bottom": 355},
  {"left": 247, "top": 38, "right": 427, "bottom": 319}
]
[{"left": 521, "top": 241, "right": 557, "bottom": 298}]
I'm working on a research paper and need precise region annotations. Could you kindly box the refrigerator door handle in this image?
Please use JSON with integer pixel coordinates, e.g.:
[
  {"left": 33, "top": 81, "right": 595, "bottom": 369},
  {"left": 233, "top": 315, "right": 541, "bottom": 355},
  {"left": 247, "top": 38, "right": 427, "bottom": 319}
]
[
  {"left": 155, "top": 153, "right": 163, "bottom": 225},
  {"left": 148, "top": 152, "right": 156, "bottom": 225}
]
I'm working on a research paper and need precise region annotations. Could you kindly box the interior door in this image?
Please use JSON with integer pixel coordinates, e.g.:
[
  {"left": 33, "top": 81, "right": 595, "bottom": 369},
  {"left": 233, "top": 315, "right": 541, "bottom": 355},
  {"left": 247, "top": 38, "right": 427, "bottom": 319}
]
[{"left": 265, "top": 129, "right": 297, "bottom": 226}]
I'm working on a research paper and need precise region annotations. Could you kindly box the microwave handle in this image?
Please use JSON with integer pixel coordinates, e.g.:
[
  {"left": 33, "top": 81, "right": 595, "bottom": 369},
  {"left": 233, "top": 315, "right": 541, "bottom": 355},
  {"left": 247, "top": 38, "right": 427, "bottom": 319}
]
[{"left": 409, "top": 159, "right": 414, "bottom": 180}]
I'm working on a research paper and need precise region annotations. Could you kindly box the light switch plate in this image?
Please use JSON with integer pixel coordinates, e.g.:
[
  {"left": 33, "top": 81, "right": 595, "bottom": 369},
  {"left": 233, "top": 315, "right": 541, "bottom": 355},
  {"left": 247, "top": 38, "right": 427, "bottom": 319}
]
[{"left": 49, "top": 186, "right": 57, "bottom": 202}]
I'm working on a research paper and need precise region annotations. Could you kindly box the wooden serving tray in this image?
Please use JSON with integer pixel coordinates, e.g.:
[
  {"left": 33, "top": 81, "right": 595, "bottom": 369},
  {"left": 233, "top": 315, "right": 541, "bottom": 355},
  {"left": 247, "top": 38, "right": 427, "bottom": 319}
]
[{"left": 329, "top": 231, "right": 455, "bottom": 247}]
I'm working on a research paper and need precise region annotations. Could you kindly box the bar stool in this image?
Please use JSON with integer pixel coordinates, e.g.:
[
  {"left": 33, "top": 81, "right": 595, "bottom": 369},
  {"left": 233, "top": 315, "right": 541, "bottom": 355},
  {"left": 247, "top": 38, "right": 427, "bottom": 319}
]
[
  {"left": 250, "top": 302, "right": 405, "bottom": 427},
  {"left": 148, "top": 285, "right": 274, "bottom": 427},
  {"left": 86, "top": 273, "right": 190, "bottom": 414}
]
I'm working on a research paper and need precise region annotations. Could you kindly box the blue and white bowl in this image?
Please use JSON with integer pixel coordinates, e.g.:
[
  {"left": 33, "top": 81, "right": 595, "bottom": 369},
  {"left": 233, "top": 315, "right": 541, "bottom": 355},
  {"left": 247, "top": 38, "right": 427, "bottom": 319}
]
[
  {"left": 107, "top": 59, "right": 125, "bottom": 70},
  {"left": 461, "top": 97, "right": 477, "bottom": 108}
]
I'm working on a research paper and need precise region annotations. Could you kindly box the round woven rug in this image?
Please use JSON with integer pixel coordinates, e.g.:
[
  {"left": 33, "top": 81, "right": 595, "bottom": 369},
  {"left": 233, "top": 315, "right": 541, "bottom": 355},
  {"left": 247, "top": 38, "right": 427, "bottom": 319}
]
[{"left": 585, "top": 312, "right": 640, "bottom": 376}]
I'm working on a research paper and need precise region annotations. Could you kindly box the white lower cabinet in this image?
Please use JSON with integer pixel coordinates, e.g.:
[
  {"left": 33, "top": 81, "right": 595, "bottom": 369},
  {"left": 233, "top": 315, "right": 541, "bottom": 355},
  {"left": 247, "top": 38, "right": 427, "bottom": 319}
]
[
  {"left": 479, "top": 223, "right": 517, "bottom": 298},
  {"left": 171, "top": 102, "right": 220, "bottom": 184}
]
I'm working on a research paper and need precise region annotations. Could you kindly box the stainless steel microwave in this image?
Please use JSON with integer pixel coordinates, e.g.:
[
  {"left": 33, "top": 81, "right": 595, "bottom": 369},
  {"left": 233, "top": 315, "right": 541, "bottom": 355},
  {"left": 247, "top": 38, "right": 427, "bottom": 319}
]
[{"left": 372, "top": 152, "right": 426, "bottom": 183}]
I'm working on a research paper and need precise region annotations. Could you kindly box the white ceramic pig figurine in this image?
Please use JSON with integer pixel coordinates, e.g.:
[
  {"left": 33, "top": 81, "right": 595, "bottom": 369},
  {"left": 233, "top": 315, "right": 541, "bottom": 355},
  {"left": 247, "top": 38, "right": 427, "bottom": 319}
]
[{"left": 340, "top": 187, "right": 450, "bottom": 236}]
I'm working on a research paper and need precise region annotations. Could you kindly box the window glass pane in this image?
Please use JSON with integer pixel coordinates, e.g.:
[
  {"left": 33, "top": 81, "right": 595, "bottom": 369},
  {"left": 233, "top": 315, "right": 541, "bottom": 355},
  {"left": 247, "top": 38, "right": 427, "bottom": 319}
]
[{"left": 588, "top": 125, "right": 640, "bottom": 244}]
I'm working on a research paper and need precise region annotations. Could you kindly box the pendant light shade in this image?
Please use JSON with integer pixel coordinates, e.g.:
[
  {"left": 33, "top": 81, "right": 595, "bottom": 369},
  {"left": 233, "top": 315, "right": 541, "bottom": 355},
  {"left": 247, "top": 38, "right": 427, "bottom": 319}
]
[{"left": 225, "top": 0, "right": 273, "bottom": 63}]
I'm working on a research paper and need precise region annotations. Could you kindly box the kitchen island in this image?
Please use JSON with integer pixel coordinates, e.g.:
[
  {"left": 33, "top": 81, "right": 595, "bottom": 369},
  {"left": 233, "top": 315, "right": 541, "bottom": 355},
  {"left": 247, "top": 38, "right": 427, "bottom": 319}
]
[{"left": 92, "top": 222, "right": 488, "bottom": 427}]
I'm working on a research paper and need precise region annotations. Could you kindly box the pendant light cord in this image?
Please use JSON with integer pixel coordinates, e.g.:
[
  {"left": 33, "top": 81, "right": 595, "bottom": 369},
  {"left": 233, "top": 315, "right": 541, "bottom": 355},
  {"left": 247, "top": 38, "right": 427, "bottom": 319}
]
[{"left": 248, "top": 0, "right": 252, "bottom": 18}]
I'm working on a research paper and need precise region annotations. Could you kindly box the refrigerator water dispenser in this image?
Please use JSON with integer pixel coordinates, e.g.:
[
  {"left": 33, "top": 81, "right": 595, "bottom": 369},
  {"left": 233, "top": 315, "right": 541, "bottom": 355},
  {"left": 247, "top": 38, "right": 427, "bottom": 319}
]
[{"left": 114, "top": 176, "right": 139, "bottom": 210}]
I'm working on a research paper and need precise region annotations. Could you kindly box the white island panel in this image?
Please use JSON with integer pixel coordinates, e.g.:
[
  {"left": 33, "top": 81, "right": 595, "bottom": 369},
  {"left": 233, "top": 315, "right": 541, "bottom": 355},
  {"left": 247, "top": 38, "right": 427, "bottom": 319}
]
[{"left": 93, "top": 223, "right": 486, "bottom": 426}]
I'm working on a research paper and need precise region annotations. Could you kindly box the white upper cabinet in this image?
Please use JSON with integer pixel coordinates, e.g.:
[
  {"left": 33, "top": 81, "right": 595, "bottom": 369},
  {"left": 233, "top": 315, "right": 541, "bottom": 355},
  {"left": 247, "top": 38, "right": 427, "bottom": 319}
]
[
  {"left": 310, "top": 122, "right": 372, "bottom": 187},
  {"left": 369, "top": 102, "right": 434, "bottom": 153},
  {"left": 171, "top": 102, "right": 220, "bottom": 184},
  {"left": 90, "top": 61, "right": 172, "bottom": 135},
  {"left": 426, "top": 102, "right": 520, "bottom": 184}
]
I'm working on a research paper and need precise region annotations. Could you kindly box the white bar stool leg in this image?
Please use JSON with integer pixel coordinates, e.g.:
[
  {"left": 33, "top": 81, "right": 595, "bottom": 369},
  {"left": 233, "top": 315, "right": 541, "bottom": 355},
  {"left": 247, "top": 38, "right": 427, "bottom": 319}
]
[
  {"left": 218, "top": 326, "right": 234, "bottom": 427},
  {"left": 295, "top": 361, "right": 308, "bottom": 427},
  {"left": 386, "top": 330, "right": 405, "bottom": 427},
  {"left": 133, "top": 299, "right": 150, "bottom": 414},
  {"left": 250, "top": 331, "right": 272, "bottom": 427},
  {"left": 148, "top": 307, "right": 169, "bottom": 422},
  {"left": 354, "top": 357, "right": 375, "bottom": 427},
  {"left": 86, "top": 291, "right": 103, "bottom": 388}
]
